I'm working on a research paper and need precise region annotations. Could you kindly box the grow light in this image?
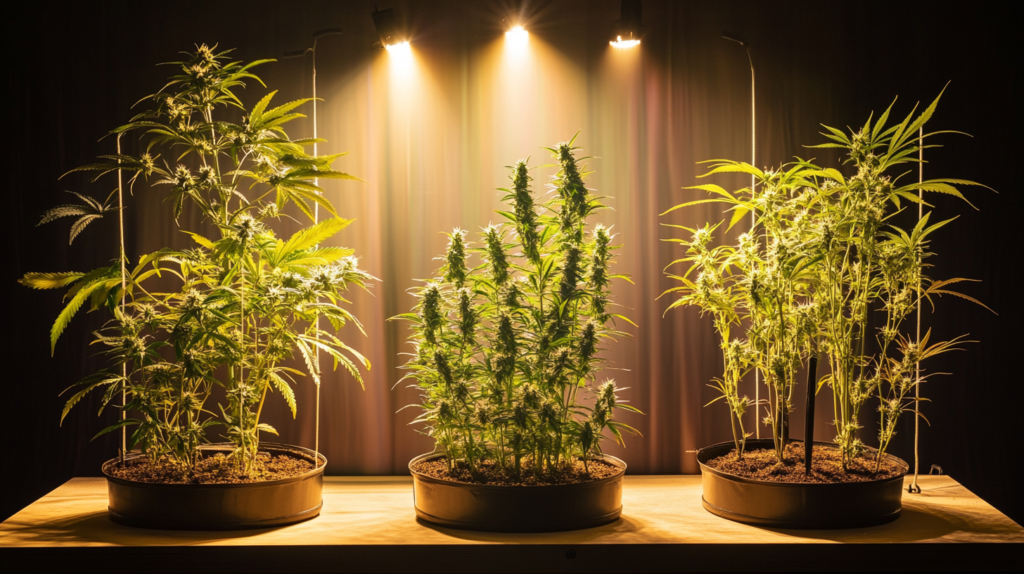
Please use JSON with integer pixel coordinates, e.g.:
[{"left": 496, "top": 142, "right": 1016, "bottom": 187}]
[
  {"left": 610, "top": 35, "right": 640, "bottom": 49},
  {"left": 372, "top": 6, "right": 409, "bottom": 50},
  {"left": 506, "top": 25, "right": 529, "bottom": 45}
]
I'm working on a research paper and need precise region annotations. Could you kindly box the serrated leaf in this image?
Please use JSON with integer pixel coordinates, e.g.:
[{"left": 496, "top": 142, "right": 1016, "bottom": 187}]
[
  {"left": 69, "top": 215, "right": 102, "bottom": 244},
  {"left": 188, "top": 232, "right": 216, "bottom": 249},
  {"left": 269, "top": 372, "right": 297, "bottom": 418},
  {"left": 682, "top": 184, "right": 735, "bottom": 199},
  {"left": 277, "top": 218, "right": 353, "bottom": 262},
  {"left": 50, "top": 282, "right": 102, "bottom": 355},
  {"left": 699, "top": 163, "right": 764, "bottom": 179},
  {"left": 19, "top": 272, "right": 85, "bottom": 290},
  {"left": 61, "top": 375, "right": 120, "bottom": 425},
  {"left": 249, "top": 90, "right": 278, "bottom": 121},
  {"left": 38, "top": 205, "right": 89, "bottom": 226},
  {"left": 660, "top": 198, "right": 730, "bottom": 216},
  {"left": 727, "top": 206, "right": 751, "bottom": 231}
]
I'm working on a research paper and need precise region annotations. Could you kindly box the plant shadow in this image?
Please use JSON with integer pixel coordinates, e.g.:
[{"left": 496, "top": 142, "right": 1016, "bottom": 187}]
[
  {"left": 415, "top": 514, "right": 646, "bottom": 543},
  {"left": 763, "top": 504, "right": 1021, "bottom": 543},
  {"left": 3, "top": 510, "right": 287, "bottom": 545}
]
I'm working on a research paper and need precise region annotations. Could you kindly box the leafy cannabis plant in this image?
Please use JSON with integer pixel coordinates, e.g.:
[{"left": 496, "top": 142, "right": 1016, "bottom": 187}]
[
  {"left": 663, "top": 89, "right": 992, "bottom": 469},
  {"left": 20, "top": 45, "right": 373, "bottom": 477},
  {"left": 395, "top": 135, "right": 641, "bottom": 478}
]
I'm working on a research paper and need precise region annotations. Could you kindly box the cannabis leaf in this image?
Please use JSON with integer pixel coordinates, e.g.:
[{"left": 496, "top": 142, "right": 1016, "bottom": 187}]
[{"left": 38, "top": 191, "right": 118, "bottom": 244}]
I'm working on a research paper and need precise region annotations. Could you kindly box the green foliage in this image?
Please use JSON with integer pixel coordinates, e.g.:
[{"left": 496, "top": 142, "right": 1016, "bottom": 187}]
[
  {"left": 395, "top": 137, "right": 640, "bottom": 478},
  {"left": 37, "top": 191, "right": 120, "bottom": 244},
  {"left": 664, "top": 90, "right": 992, "bottom": 469},
  {"left": 20, "top": 45, "right": 372, "bottom": 477}
]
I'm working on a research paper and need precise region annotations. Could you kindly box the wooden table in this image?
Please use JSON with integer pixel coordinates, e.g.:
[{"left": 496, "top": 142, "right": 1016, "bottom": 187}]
[{"left": 1, "top": 475, "right": 1021, "bottom": 572}]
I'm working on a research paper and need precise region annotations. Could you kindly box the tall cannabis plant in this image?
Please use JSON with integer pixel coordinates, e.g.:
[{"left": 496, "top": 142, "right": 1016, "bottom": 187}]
[
  {"left": 396, "top": 136, "right": 640, "bottom": 477},
  {"left": 20, "top": 45, "right": 372, "bottom": 476},
  {"left": 664, "top": 90, "right": 991, "bottom": 469}
]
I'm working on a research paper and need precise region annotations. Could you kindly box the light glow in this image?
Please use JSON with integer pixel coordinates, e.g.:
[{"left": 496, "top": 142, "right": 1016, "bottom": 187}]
[
  {"left": 385, "top": 40, "right": 414, "bottom": 78},
  {"left": 385, "top": 40, "right": 411, "bottom": 53},
  {"left": 610, "top": 35, "right": 641, "bottom": 49},
  {"left": 505, "top": 25, "right": 529, "bottom": 46}
]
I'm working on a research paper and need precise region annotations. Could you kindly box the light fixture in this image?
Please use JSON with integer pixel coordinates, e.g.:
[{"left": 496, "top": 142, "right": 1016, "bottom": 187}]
[
  {"left": 610, "top": 0, "right": 643, "bottom": 48},
  {"left": 505, "top": 24, "right": 529, "bottom": 41},
  {"left": 721, "top": 32, "right": 758, "bottom": 439},
  {"left": 610, "top": 35, "right": 640, "bottom": 49},
  {"left": 502, "top": 0, "right": 530, "bottom": 42},
  {"left": 502, "top": 6, "right": 530, "bottom": 55},
  {"left": 281, "top": 26, "right": 343, "bottom": 467},
  {"left": 372, "top": 6, "right": 406, "bottom": 49}
]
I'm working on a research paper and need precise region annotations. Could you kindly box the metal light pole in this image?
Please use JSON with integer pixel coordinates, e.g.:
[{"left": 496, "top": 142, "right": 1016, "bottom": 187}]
[
  {"left": 116, "top": 133, "right": 127, "bottom": 466},
  {"left": 722, "top": 34, "right": 758, "bottom": 439},
  {"left": 284, "top": 28, "right": 343, "bottom": 469},
  {"left": 909, "top": 127, "right": 924, "bottom": 494}
]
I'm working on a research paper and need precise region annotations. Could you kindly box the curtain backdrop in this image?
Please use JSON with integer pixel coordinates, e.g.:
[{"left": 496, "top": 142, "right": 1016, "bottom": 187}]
[
  {"left": 128, "top": 0, "right": 852, "bottom": 475},
  {"left": 6, "top": 0, "right": 1020, "bottom": 521}
]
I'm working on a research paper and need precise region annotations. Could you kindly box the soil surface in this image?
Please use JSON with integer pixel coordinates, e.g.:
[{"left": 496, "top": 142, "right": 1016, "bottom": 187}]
[
  {"left": 413, "top": 456, "right": 620, "bottom": 486},
  {"left": 705, "top": 442, "right": 904, "bottom": 484},
  {"left": 107, "top": 452, "right": 314, "bottom": 484}
]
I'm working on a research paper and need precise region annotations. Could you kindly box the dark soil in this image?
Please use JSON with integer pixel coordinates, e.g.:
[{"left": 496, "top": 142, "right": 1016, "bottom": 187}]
[
  {"left": 705, "top": 442, "right": 904, "bottom": 484},
  {"left": 107, "top": 452, "right": 314, "bottom": 484},
  {"left": 413, "top": 456, "right": 621, "bottom": 486}
]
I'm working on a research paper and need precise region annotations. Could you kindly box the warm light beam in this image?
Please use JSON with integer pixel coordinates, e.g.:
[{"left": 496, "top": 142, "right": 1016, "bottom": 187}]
[{"left": 385, "top": 40, "right": 414, "bottom": 79}]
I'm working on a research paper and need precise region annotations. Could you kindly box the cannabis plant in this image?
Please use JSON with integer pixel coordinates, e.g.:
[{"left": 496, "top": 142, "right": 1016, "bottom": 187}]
[
  {"left": 396, "top": 136, "right": 640, "bottom": 478},
  {"left": 664, "top": 90, "right": 990, "bottom": 469},
  {"left": 19, "top": 45, "right": 372, "bottom": 477}
]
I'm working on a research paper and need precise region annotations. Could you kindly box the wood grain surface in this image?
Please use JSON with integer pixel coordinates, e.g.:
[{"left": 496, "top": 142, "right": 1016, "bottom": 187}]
[{"left": 1, "top": 475, "right": 1021, "bottom": 572}]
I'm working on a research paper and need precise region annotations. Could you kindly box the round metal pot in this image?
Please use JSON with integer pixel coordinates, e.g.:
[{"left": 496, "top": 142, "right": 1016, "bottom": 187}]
[
  {"left": 409, "top": 453, "right": 626, "bottom": 532},
  {"left": 101, "top": 442, "right": 326, "bottom": 530},
  {"left": 697, "top": 439, "right": 909, "bottom": 529}
]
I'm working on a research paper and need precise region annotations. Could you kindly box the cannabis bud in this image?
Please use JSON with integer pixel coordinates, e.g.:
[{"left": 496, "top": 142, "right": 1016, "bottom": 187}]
[
  {"left": 434, "top": 351, "right": 455, "bottom": 388},
  {"left": 456, "top": 287, "right": 477, "bottom": 339},
  {"left": 419, "top": 283, "right": 444, "bottom": 344},
  {"left": 577, "top": 320, "right": 598, "bottom": 364},
  {"left": 520, "top": 383, "right": 541, "bottom": 409},
  {"left": 513, "top": 402, "right": 530, "bottom": 429},
  {"left": 140, "top": 153, "right": 156, "bottom": 176},
  {"left": 598, "top": 379, "right": 618, "bottom": 410},
  {"left": 444, "top": 228, "right": 469, "bottom": 286},
  {"left": 511, "top": 159, "right": 541, "bottom": 264},
  {"left": 483, "top": 224, "right": 510, "bottom": 285},
  {"left": 560, "top": 244, "right": 582, "bottom": 301},
  {"left": 174, "top": 165, "right": 194, "bottom": 188}
]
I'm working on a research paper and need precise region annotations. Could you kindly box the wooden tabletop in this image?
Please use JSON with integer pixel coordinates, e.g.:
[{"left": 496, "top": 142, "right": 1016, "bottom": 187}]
[{"left": 2, "top": 475, "right": 1021, "bottom": 572}]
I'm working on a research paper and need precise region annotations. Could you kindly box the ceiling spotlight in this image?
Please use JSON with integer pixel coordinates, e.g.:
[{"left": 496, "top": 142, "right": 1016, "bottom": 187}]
[
  {"left": 611, "top": 35, "right": 641, "bottom": 49},
  {"left": 505, "top": 24, "right": 528, "bottom": 42},
  {"left": 610, "top": 0, "right": 643, "bottom": 48},
  {"left": 502, "top": 1, "right": 530, "bottom": 42},
  {"left": 372, "top": 6, "right": 405, "bottom": 49},
  {"left": 385, "top": 40, "right": 411, "bottom": 54}
]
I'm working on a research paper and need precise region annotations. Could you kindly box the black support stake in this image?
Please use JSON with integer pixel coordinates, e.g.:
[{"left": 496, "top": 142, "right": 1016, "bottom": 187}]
[{"left": 804, "top": 355, "right": 818, "bottom": 475}]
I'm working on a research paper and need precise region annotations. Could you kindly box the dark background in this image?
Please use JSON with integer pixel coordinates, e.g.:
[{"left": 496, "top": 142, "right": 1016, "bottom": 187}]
[{"left": 3, "top": 0, "right": 1021, "bottom": 525}]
